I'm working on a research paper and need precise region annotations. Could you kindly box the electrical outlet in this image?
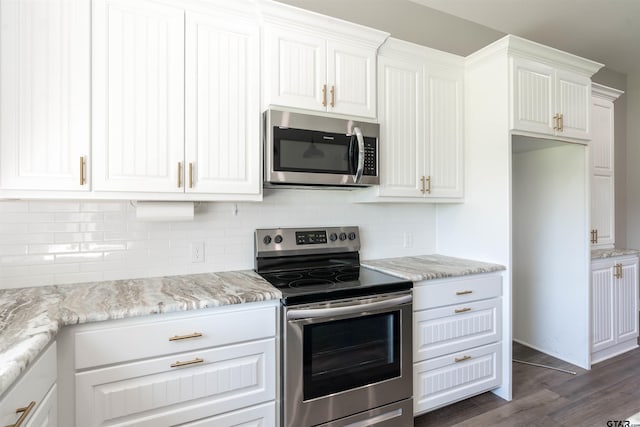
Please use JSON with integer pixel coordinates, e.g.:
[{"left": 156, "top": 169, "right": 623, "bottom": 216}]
[
  {"left": 191, "top": 242, "right": 205, "bottom": 263},
  {"left": 403, "top": 232, "right": 413, "bottom": 248}
]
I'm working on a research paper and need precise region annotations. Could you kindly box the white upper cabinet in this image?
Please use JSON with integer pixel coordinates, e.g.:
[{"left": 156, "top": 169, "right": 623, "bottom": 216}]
[
  {"left": 0, "top": 0, "right": 90, "bottom": 191},
  {"left": 590, "top": 83, "right": 623, "bottom": 248},
  {"left": 92, "top": 0, "right": 185, "bottom": 193},
  {"left": 261, "top": 1, "right": 387, "bottom": 119},
  {"left": 184, "top": 9, "right": 260, "bottom": 196},
  {"left": 357, "top": 38, "right": 463, "bottom": 202},
  {"left": 508, "top": 37, "right": 602, "bottom": 142},
  {"left": 92, "top": 0, "right": 261, "bottom": 199}
]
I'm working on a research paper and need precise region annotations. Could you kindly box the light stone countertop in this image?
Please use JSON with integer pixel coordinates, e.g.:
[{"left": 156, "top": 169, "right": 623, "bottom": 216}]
[
  {"left": 591, "top": 248, "right": 640, "bottom": 260},
  {"left": 0, "top": 271, "right": 281, "bottom": 398},
  {"left": 362, "top": 254, "right": 506, "bottom": 282}
]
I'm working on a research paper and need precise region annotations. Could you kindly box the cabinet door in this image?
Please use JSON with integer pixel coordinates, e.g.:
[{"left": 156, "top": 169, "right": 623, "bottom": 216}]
[
  {"left": 25, "top": 384, "right": 57, "bottom": 427},
  {"left": 0, "top": 0, "right": 90, "bottom": 191},
  {"left": 591, "top": 97, "right": 614, "bottom": 174},
  {"left": 591, "top": 174, "right": 614, "bottom": 247},
  {"left": 376, "top": 55, "right": 424, "bottom": 198},
  {"left": 179, "top": 402, "right": 275, "bottom": 427},
  {"left": 92, "top": 0, "right": 185, "bottom": 192},
  {"left": 425, "top": 63, "right": 463, "bottom": 198},
  {"left": 556, "top": 69, "right": 591, "bottom": 140},
  {"left": 616, "top": 259, "right": 639, "bottom": 344},
  {"left": 184, "top": 12, "right": 260, "bottom": 195},
  {"left": 511, "top": 58, "right": 555, "bottom": 136},
  {"left": 327, "top": 41, "right": 376, "bottom": 118},
  {"left": 264, "top": 26, "right": 326, "bottom": 112},
  {"left": 591, "top": 262, "right": 615, "bottom": 353}
]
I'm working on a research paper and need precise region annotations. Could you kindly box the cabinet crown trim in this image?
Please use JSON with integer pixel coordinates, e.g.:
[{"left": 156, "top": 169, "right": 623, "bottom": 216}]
[
  {"left": 258, "top": 0, "right": 389, "bottom": 47},
  {"left": 467, "top": 34, "right": 603, "bottom": 77},
  {"left": 592, "top": 82, "right": 624, "bottom": 101},
  {"left": 379, "top": 37, "right": 465, "bottom": 67}
]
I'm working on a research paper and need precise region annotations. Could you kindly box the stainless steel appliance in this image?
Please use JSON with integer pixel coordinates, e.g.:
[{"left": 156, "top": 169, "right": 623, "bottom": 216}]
[
  {"left": 254, "top": 226, "right": 413, "bottom": 427},
  {"left": 263, "top": 108, "right": 380, "bottom": 188}
]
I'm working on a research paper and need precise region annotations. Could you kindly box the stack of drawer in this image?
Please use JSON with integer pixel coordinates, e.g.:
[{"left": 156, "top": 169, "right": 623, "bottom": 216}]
[{"left": 413, "top": 273, "right": 503, "bottom": 415}]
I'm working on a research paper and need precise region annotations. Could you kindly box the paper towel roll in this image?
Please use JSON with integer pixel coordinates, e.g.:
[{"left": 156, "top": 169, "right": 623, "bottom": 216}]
[{"left": 135, "top": 202, "right": 194, "bottom": 221}]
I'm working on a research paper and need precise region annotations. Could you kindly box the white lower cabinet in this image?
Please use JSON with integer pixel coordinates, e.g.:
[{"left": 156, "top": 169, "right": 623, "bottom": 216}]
[
  {"left": 0, "top": 343, "right": 57, "bottom": 427},
  {"left": 68, "top": 302, "right": 277, "bottom": 427},
  {"left": 591, "top": 255, "right": 639, "bottom": 364},
  {"left": 413, "top": 274, "right": 503, "bottom": 415}
]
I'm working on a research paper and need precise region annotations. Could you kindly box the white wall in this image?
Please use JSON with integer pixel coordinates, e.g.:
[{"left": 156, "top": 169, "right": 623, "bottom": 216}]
[
  {"left": 0, "top": 190, "right": 437, "bottom": 289},
  {"left": 626, "top": 72, "right": 640, "bottom": 249}
]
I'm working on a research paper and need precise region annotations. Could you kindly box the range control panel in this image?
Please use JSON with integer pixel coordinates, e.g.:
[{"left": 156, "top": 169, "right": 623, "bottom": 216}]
[{"left": 255, "top": 226, "right": 360, "bottom": 257}]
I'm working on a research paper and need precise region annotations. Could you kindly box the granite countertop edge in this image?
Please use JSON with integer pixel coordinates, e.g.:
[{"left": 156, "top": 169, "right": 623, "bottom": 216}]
[
  {"left": 0, "top": 270, "right": 281, "bottom": 398},
  {"left": 591, "top": 248, "right": 640, "bottom": 260},
  {"left": 362, "top": 254, "right": 506, "bottom": 282}
]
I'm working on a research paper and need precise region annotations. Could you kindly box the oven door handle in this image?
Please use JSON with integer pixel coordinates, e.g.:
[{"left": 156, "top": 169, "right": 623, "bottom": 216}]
[
  {"left": 353, "top": 126, "right": 365, "bottom": 184},
  {"left": 286, "top": 294, "right": 412, "bottom": 320}
]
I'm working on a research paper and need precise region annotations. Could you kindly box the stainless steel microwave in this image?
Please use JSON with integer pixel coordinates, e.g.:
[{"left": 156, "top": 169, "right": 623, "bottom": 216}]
[{"left": 263, "top": 109, "right": 380, "bottom": 188}]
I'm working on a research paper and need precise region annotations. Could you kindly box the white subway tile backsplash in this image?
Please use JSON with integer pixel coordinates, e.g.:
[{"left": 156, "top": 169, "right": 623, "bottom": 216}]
[{"left": 0, "top": 194, "right": 438, "bottom": 288}]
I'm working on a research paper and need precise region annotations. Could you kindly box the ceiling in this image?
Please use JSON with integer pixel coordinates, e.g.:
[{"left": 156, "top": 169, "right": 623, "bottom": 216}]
[
  {"left": 276, "top": 0, "right": 640, "bottom": 77},
  {"left": 409, "top": 0, "right": 640, "bottom": 75}
]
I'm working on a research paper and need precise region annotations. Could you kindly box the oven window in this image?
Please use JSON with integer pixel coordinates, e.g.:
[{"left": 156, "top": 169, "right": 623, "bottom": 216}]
[
  {"left": 273, "top": 127, "right": 352, "bottom": 174},
  {"left": 302, "top": 311, "right": 401, "bottom": 400}
]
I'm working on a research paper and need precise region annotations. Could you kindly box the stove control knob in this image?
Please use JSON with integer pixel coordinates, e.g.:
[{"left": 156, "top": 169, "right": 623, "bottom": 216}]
[
  {"left": 274, "top": 234, "right": 283, "bottom": 244},
  {"left": 263, "top": 235, "right": 272, "bottom": 245},
  {"left": 329, "top": 233, "right": 338, "bottom": 242},
  {"left": 348, "top": 232, "right": 357, "bottom": 241},
  {"left": 339, "top": 232, "right": 347, "bottom": 241}
]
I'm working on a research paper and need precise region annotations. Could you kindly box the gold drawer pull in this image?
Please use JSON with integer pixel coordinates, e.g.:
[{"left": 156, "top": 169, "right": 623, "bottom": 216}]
[
  {"left": 454, "top": 307, "right": 472, "bottom": 314},
  {"left": 169, "top": 332, "right": 203, "bottom": 342},
  {"left": 6, "top": 401, "right": 36, "bottom": 427},
  {"left": 456, "top": 290, "right": 473, "bottom": 295},
  {"left": 171, "top": 357, "right": 204, "bottom": 368},
  {"left": 454, "top": 355, "right": 472, "bottom": 363}
]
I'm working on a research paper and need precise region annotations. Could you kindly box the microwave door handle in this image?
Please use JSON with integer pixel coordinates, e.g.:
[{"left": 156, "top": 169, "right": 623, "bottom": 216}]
[
  {"left": 353, "top": 127, "right": 365, "bottom": 183},
  {"left": 286, "top": 294, "right": 412, "bottom": 320}
]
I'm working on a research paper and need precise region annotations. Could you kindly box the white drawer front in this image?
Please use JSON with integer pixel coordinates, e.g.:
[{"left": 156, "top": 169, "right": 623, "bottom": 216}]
[
  {"left": 180, "top": 401, "right": 275, "bottom": 427},
  {"left": 75, "top": 305, "right": 276, "bottom": 369},
  {"left": 414, "top": 274, "right": 502, "bottom": 310},
  {"left": 0, "top": 343, "right": 56, "bottom": 427},
  {"left": 414, "top": 342, "right": 501, "bottom": 415},
  {"left": 414, "top": 298, "right": 501, "bottom": 362},
  {"left": 76, "top": 338, "right": 276, "bottom": 427}
]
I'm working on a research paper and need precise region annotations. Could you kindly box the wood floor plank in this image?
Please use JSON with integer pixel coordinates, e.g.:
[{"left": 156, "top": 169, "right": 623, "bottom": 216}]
[{"left": 414, "top": 341, "right": 640, "bottom": 426}]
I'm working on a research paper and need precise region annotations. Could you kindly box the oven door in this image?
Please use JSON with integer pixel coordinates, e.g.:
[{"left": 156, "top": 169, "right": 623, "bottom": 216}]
[{"left": 283, "top": 291, "right": 413, "bottom": 427}]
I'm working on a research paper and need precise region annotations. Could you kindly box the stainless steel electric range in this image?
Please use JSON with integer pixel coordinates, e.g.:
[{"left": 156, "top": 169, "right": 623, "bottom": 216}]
[{"left": 254, "top": 226, "right": 414, "bottom": 427}]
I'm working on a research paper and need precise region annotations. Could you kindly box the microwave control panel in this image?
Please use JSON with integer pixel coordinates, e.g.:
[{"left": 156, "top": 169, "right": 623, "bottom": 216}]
[{"left": 363, "top": 138, "right": 377, "bottom": 176}]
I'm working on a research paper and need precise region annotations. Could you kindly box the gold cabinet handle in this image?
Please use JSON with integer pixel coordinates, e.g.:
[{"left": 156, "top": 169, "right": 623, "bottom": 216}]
[
  {"left": 558, "top": 113, "right": 564, "bottom": 132},
  {"left": 454, "top": 355, "right": 472, "bottom": 363},
  {"left": 80, "top": 156, "right": 86, "bottom": 185},
  {"left": 426, "top": 175, "right": 432, "bottom": 194},
  {"left": 420, "top": 176, "right": 426, "bottom": 193},
  {"left": 614, "top": 263, "right": 623, "bottom": 279},
  {"left": 553, "top": 113, "right": 559, "bottom": 131},
  {"left": 454, "top": 307, "right": 472, "bottom": 314},
  {"left": 189, "top": 163, "right": 194, "bottom": 188},
  {"left": 330, "top": 85, "right": 335, "bottom": 108},
  {"left": 170, "top": 357, "right": 204, "bottom": 368},
  {"left": 594, "top": 229, "right": 598, "bottom": 244},
  {"left": 6, "top": 401, "right": 36, "bottom": 427},
  {"left": 178, "top": 162, "right": 182, "bottom": 188},
  {"left": 169, "top": 332, "right": 202, "bottom": 342},
  {"left": 590, "top": 229, "right": 596, "bottom": 244},
  {"left": 456, "top": 290, "right": 473, "bottom": 295},
  {"left": 322, "top": 84, "right": 327, "bottom": 107}
]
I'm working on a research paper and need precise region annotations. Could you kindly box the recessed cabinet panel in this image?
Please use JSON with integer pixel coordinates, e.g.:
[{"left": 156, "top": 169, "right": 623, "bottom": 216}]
[
  {"left": 265, "top": 26, "right": 326, "bottom": 113},
  {"left": 511, "top": 58, "right": 554, "bottom": 135},
  {"left": 591, "top": 264, "right": 615, "bottom": 353},
  {"left": 0, "top": 0, "right": 90, "bottom": 191},
  {"left": 427, "top": 64, "right": 464, "bottom": 198},
  {"left": 617, "top": 261, "right": 639, "bottom": 342},
  {"left": 591, "top": 98, "right": 614, "bottom": 173},
  {"left": 185, "top": 12, "right": 260, "bottom": 195},
  {"left": 377, "top": 56, "right": 423, "bottom": 197},
  {"left": 92, "top": 0, "right": 185, "bottom": 192},
  {"left": 556, "top": 70, "right": 591, "bottom": 139},
  {"left": 328, "top": 41, "right": 376, "bottom": 118}
]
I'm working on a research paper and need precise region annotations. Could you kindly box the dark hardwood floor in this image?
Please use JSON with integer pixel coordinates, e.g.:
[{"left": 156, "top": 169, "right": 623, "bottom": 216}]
[{"left": 415, "top": 341, "right": 640, "bottom": 427}]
